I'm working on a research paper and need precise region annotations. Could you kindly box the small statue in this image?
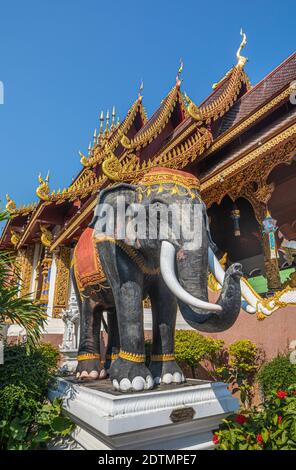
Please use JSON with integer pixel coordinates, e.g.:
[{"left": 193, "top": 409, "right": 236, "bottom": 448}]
[{"left": 60, "top": 293, "right": 80, "bottom": 351}]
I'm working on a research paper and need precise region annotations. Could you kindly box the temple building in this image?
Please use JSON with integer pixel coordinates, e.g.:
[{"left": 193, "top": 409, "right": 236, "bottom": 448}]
[{"left": 1, "top": 35, "right": 296, "bottom": 357}]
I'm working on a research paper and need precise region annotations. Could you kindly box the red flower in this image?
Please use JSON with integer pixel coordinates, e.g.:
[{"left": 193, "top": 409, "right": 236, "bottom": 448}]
[
  {"left": 278, "top": 415, "right": 283, "bottom": 424},
  {"left": 235, "top": 414, "right": 247, "bottom": 425},
  {"left": 276, "top": 390, "right": 288, "bottom": 399},
  {"left": 256, "top": 434, "right": 264, "bottom": 445},
  {"left": 292, "top": 391, "right": 296, "bottom": 395},
  {"left": 212, "top": 433, "right": 219, "bottom": 445}
]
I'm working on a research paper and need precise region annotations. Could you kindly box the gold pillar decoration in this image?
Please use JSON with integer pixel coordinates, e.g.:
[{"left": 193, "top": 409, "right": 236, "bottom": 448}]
[
  {"left": 39, "top": 248, "right": 53, "bottom": 305},
  {"left": 53, "top": 246, "right": 72, "bottom": 318},
  {"left": 20, "top": 245, "right": 35, "bottom": 296}
]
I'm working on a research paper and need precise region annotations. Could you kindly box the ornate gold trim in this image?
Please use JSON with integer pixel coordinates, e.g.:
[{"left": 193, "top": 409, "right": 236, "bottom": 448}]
[
  {"left": 203, "top": 86, "right": 292, "bottom": 157},
  {"left": 94, "top": 235, "right": 160, "bottom": 276},
  {"left": 151, "top": 354, "right": 175, "bottom": 362},
  {"left": 50, "top": 198, "right": 97, "bottom": 251},
  {"left": 53, "top": 246, "right": 71, "bottom": 317},
  {"left": 77, "top": 353, "right": 101, "bottom": 361},
  {"left": 201, "top": 122, "right": 296, "bottom": 192},
  {"left": 106, "top": 353, "right": 119, "bottom": 361},
  {"left": 20, "top": 245, "right": 35, "bottom": 296},
  {"left": 119, "top": 350, "right": 145, "bottom": 363}
]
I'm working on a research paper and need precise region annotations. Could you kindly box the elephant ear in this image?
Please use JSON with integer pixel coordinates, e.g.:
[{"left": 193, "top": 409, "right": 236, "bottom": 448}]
[{"left": 89, "top": 183, "right": 137, "bottom": 235}]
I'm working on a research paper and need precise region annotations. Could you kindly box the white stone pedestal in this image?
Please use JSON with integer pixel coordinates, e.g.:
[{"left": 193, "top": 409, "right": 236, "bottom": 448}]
[{"left": 49, "top": 377, "right": 238, "bottom": 450}]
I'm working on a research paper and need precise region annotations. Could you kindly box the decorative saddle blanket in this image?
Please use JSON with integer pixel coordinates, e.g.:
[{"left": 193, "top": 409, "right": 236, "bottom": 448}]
[{"left": 73, "top": 227, "right": 106, "bottom": 292}]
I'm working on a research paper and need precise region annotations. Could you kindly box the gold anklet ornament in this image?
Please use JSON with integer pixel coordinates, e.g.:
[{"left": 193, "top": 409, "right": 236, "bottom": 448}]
[
  {"left": 119, "top": 350, "right": 145, "bottom": 363},
  {"left": 106, "top": 353, "right": 119, "bottom": 361},
  {"left": 151, "top": 354, "right": 175, "bottom": 362},
  {"left": 77, "top": 353, "right": 101, "bottom": 361}
]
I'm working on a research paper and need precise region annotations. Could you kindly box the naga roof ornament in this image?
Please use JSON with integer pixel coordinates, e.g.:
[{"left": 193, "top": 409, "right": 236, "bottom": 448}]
[
  {"left": 36, "top": 172, "right": 50, "bottom": 201},
  {"left": 5, "top": 194, "right": 17, "bottom": 214},
  {"left": 40, "top": 224, "right": 53, "bottom": 247},
  {"left": 184, "top": 30, "right": 250, "bottom": 124}
]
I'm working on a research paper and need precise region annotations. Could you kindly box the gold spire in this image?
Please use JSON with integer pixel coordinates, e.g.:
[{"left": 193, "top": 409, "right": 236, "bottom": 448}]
[
  {"left": 110, "top": 106, "right": 116, "bottom": 130},
  {"left": 99, "top": 111, "right": 104, "bottom": 135},
  {"left": 236, "top": 28, "right": 247, "bottom": 68},
  {"left": 36, "top": 172, "right": 50, "bottom": 201},
  {"left": 104, "top": 109, "right": 110, "bottom": 136},
  {"left": 5, "top": 194, "right": 17, "bottom": 214},
  {"left": 88, "top": 142, "right": 92, "bottom": 156},
  {"left": 93, "top": 128, "right": 97, "bottom": 145}
]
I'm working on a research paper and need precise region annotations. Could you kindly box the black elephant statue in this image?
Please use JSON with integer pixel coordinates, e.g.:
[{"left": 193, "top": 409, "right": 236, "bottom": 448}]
[{"left": 71, "top": 167, "right": 244, "bottom": 392}]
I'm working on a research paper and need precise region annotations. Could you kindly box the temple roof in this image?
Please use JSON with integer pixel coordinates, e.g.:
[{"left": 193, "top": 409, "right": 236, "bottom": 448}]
[
  {"left": 1, "top": 37, "right": 296, "bottom": 251},
  {"left": 215, "top": 51, "right": 296, "bottom": 138}
]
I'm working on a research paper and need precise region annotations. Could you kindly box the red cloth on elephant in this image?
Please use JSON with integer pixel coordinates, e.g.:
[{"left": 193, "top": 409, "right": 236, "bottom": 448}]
[{"left": 73, "top": 227, "right": 106, "bottom": 292}]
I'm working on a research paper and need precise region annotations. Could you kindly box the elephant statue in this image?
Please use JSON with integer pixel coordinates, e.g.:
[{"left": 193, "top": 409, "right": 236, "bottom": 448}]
[{"left": 71, "top": 167, "right": 244, "bottom": 392}]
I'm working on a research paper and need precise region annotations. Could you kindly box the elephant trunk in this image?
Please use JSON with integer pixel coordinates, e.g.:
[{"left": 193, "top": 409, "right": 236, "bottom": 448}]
[{"left": 160, "top": 241, "right": 242, "bottom": 333}]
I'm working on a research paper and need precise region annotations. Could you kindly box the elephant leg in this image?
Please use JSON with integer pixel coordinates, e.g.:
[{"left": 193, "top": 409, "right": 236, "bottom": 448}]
[
  {"left": 149, "top": 278, "right": 185, "bottom": 385},
  {"left": 99, "top": 242, "right": 154, "bottom": 392},
  {"left": 108, "top": 280, "right": 154, "bottom": 392},
  {"left": 103, "top": 309, "right": 120, "bottom": 374},
  {"left": 76, "top": 299, "right": 103, "bottom": 380}
]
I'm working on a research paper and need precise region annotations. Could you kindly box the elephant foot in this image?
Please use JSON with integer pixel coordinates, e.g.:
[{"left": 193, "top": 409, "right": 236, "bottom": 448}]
[
  {"left": 149, "top": 360, "right": 185, "bottom": 385},
  {"left": 109, "top": 357, "right": 154, "bottom": 392},
  {"left": 76, "top": 357, "right": 104, "bottom": 380}
]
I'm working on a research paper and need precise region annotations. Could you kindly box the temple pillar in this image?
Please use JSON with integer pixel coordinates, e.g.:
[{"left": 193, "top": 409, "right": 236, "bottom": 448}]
[
  {"left": 261, "top": 213, "right": 282, "bottom": 292},
  {"left": 240, "top": 181, "right": 281, "bottom": 293},
  {"left": 30, "top": 243, "right": 41, "bottom": 295},
  {"left": 39, "top": 248, "right": 53, "bottom": 306},
  {"left": 19, "top": 245, "right": 35, "bottom": 296},
  {"left": 46, "top": 250, "right": 58, "bottom": 318},
  {"left": 52, "top": 246, "right": 72, "bottom": 318}
]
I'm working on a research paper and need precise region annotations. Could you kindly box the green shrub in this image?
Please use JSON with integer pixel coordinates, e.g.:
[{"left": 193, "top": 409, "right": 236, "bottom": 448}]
[
  {"left": 216, "top": 339, "right": 260, "bottom": 408},
  {"left": 257, "top": 355, "right": 296, "bottom": 397},
  {"left": 0, "top": 343, "right": 60, "bottom": 399},
  {"left": 0, "top": 343, "right": 73, "bottom": 450},
  {"left": 174, "top": 330, "right": 224, "bottom": 378},
  {"left": 213, "top": 386, "right": 296, "bottom": 450}
]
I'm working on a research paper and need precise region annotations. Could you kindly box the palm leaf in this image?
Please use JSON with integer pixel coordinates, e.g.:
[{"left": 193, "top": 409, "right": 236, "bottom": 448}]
[{"left": 0, "top": 210, "right": 46, "bottom": 346}]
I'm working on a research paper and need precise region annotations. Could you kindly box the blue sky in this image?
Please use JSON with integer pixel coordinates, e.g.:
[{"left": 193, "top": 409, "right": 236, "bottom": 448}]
[{"left": 0, "top": 0, "right": 294, "bottom": 209}]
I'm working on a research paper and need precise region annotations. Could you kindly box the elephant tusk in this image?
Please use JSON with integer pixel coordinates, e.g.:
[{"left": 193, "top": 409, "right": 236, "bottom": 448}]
[
  {"left": 208, "top": 247, "right": 256, "bottom": 314},
  {"left": 160, "top": 241, "right": 222, "bottom": 313}
]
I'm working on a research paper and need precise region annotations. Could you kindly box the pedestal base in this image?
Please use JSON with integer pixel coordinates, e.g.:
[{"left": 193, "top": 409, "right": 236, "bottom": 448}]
[
  {"left": 49, "top": 377, "right": 238, "bottom": 450},
  {"left": 59, "top": 349, "right": 78, "bottom": 374}
]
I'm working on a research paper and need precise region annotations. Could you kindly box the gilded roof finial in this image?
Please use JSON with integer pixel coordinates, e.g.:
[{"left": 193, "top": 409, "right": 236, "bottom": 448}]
[
  {"left": 99, "top": 111, "right": 104, "bottom": 135},
  {"left": 5, "top": 194, "right": 17, "bottom": 214},
  {"left": 36, "top": 171, "right": 50, "bottom": 201},
  {"left": 104, "top": 110, "right": 110, "bottom": 136},
  {"left": 116, "top": 116, "right": 120, "bottom": 127},
  {"left": 176, "top": 59, "right": 183, "bottom": 87},
  {"left": 138, "top": 80, "right": 144, "bottom": 101},
  {"left": 93, "top": 128, "right": 97, "bottom": 145},
  {"left": 236, "top": 28, "right": 247, "bottom": 68},
  {"left": 110, "top": 106, "right": 116, "bottom": 130}
]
